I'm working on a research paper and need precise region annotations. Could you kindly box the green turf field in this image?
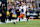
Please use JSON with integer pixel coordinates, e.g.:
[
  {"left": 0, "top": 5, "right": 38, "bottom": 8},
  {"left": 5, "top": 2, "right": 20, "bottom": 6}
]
[{"left": 0, "top": 20, "right": 40, "bottom": 27}]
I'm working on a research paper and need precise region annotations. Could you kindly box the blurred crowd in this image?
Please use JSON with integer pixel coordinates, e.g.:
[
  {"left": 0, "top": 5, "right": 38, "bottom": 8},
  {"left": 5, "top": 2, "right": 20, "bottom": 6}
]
[
  {"left": 7, "top": 0, "right": 36, "bottom": 11},
  {"left": 7, "top": 0, "right": 40, "bottom": 19},
  {"left": 7, "top": 0, "right": 36, "bottom": 18}
]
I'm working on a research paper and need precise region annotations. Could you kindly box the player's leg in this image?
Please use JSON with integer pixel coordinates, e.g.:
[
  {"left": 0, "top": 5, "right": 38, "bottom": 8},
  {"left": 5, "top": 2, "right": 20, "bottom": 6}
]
[
  {"left": 17, "top": 14, "right": 24, "bottom": 21},
  {"left": 20, "top": 14, "right": 24, "bottom": 19},
  {"left": 26, "top": 15, "right": 27, "bottom": 21},
  {"left": 26, "top": 16, "right": 29, "bottom": 21},
  {"left": 22, "top": 17, "right": 24, "bottom": 19},
  {"left": 7, "top": 17, "right": 9, "bottom": 22},
  {"left": 17, "top": 17, "right": 20, "bottom": 21},
  {"left": 17, "top": 14, "right": 22, "bottom": 21},
  {"left": 26, "top": 16, "right": 28, "bottom": 21},
  {"left": 27, "top": 16, "right": 30, "bottom": 21},
  {"left": 13, "top": 17, "right": 20, "bottom": 24},
  {"left": 13, "top": 14, "right": 24, "bottom": 24}
]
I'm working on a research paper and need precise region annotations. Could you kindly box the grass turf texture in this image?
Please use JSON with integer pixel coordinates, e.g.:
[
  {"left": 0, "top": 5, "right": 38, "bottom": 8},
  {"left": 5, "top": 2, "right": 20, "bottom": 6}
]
[{"left": 0, "top": 20, "right": 40, "bottom": 27}]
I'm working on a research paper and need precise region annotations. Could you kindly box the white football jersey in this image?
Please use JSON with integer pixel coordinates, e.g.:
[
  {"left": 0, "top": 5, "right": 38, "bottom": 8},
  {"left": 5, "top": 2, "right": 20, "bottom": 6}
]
[
  {"left": 19, "top": 6, "right": 23, "bottom": 11},
  {"left": 23, "top": 5, "right": 26, "bottom": 14},
  {"left": 20, "top": 5, "right": 26, "bottom": 14}
]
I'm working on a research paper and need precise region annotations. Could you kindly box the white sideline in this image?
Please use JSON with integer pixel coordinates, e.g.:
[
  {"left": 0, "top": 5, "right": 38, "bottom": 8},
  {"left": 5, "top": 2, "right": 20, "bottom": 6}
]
[
  {"left": 0, "top": 18, "right": 31, "bottom": 24},
  {"left": 6, "top": 18, "right": 27, "bottom": 23}
]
